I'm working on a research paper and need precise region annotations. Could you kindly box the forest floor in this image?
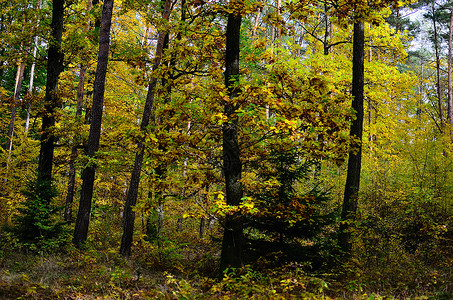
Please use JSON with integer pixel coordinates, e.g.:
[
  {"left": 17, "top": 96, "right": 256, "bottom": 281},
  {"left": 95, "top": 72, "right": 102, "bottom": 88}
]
[
  {"left": 0, "top": 243, "right": 447, "bottom": 300},
  {"left": 0, "top": 245, "right": 364, "bottom": 299}
]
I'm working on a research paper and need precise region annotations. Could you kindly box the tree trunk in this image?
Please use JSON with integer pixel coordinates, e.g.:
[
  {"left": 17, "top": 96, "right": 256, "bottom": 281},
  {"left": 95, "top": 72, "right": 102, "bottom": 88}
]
[
  {"left": 73, "top": 0, "right": 114, "bottom": 247},
  {"left": 25, "top": 39, "right": 37, "bottom": 134},
  {"left": 25, "top": 0, "right": 42, "bottom": 134},
  {"left": 199, "top": 218, "right": 206, "bottom": 238},
  {"left": 219, "top": 8, "right": 243, "bottom": 273},
  {"left": 448, "top": 8, "right": 453, "bottom": 141},
  {"left": 338, "top": 22, "right": 365, "bottom": 256},
  {"left": 6, "top": 62, "right": 26, "bottom": 154},
  {"left": 119, "top": 0, "right": 171, "bottom": 257},
  {"left": 432, "top": 2, "right": 444, "bottom": 130},
  {"left": 36, "top": 0, "right": 65, "bottom": 199},
  {"left": 64, "top": 0, "right": 92, "bottom": 222}
]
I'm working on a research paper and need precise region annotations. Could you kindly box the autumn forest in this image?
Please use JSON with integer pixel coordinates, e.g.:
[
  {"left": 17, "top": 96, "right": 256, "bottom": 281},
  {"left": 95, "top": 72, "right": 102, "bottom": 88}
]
[{"left": 1, "top": 0, "right": 453, "bottom": 298}]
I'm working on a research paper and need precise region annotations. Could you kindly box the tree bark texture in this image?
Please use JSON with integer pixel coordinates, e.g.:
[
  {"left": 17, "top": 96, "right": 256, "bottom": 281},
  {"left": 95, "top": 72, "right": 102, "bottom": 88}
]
[
  {"left": 119, "top": 0, "right": 171, "bottom": 257},
  {"left": 448, "top": 9, "right": 453, "bottom": 141},
  {"left": 36, "top": 0, "right": 65, "bottom": 193},
  {"left": 36, "top": 0, "right": 65, "bottom": 204},
  {"left": 65, "top": 0, "right": 92, "bottom": 222},
  {"left": 431, "top": 3, "right": 444, "bottom": 130},
  {"left": 5, "top": 63, "right": 26, "bottom": 154},
  {"left": 338, "top": 22, "right": 365, "bottom": 256},
  {"left": 219, "top": 10, "right": 243, "bottom": 273},
  {"left": 25, "top": 0, "right": 42, "bottom": 134},
  {"left": 73, "top": 0, "right": 114, "bottom": 246}
]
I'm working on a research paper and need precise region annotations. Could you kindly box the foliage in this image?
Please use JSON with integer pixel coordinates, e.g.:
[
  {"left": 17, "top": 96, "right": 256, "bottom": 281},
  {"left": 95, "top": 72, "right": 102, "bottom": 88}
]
[
  {"left": 1, "top": 0, "right": 453, "bottom": 298},
  {"left": 4, "top": 178, "right": 69, "bottom": 253}
]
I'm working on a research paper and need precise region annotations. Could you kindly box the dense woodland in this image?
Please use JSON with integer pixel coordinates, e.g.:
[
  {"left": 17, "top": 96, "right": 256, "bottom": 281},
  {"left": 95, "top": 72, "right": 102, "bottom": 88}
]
[{"left": 1, "top": 0, "right": 453, "bottom": 298}]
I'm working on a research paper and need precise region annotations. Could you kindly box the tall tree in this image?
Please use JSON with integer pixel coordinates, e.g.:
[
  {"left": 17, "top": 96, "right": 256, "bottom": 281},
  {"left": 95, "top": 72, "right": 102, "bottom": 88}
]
[
  {"left": 5, "top": 62, "right": 26, "bottom": 164},
  {"left": 25, "top": 0, "right": 42, "bottom": 134},
  {"left": 430, "top": 2, "right": 444, "bottom": 130},
  {"left": 36, "top": 0, "right": 65, "bottom": 197},
  {"left": 219, "top": 1, "right": 243, "bottom": 272},
  {"left": 338, "top": 21, "right": 365, "bottom": 255},
  {"left": 447, "top": 8, "right": 453, "bottom": 140},
  {"left": 64, "top": 0, "right": 94, "bottom": 222},
  {"left": 119, "top": 0, "right": 172, "bottom": 257},
  {"left": 73, "top": 0, "right": 115, "bottom": 247}
]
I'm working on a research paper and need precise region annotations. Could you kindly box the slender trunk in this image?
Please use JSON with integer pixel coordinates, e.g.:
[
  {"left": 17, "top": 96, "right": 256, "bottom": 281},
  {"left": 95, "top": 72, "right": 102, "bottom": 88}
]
[
  {"left": 338, "top": 22, "right": 365, "bottom": 256},
  {"left": 25, "top": 40, "right": 37, "bottom": 134},
  {"left": 252, "top": 8, "right": 260, "bottom": 37},
  {"left": 64, "top": 0, "right": 92, "bottom": 222},
  {"left": 6, "top": 63, "right": 26, "bottom": 154},
  {"left": 219, "top": 7, "right": 243, "bottom": 273},
  {"left": 73, "top": 0, "right": 114, "bottom": 247},
  {"left": 368, "top": 24, "right": 373, "bottom": 156},
  {"left": 432, "top": 3, "right": 444, "bottom": 130},
  {"left": 150, "top": 18, "right": 172, "bottom": 241},
  {"left": 119, "top": 0, "right": 171, "bottom": 257},
  {"left": 276, "top": 0, "right": 281, "bottom": 42},
  {"left": 3, "top": 62, "right": 26, "bottom": 184},
  {"left": 36, "top": 0, "right": 65, "bottom": 198},
  {"left": 25, "top": 0, "right": 42, "bottom": 134},
  {"left": 199, "top": 218, "right": 206, "bottom": 239},
  {"left": 64, "top": 146, "right": 77, "bottom": 222},
  {"left": 323, "top": 4, "right": 329, "bottom": 55},
  {"left": 448, "top": 8, "right": 453, "bottom": 141}
]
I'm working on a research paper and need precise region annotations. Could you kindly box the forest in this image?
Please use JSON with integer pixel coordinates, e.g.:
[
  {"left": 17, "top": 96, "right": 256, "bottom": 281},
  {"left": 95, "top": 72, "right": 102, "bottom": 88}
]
[{"left": 1, "top": 0, "right": 453, "bottom": 298}]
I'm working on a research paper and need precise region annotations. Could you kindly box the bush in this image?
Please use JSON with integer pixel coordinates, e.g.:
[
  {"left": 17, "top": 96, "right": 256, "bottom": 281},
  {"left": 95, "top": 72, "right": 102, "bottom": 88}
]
[{"left": 4, "top": 178, "right": 69, "bottom": 252}]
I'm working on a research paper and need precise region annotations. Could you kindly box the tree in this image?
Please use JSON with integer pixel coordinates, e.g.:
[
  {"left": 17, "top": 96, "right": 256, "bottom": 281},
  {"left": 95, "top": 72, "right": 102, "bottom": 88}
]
[
  {"left": 334, "top": 0, "right": 407, "bottom": 256},
  {"left": 338, "top": 21, "right": 365, "bottom": 256},
  {"left": 119, "top": 0, "right": 172, "bottom": 257},
  {"left": 73, "top": 0, "right": 115, "bottom": 247},
  {"left": 36, "top": 0, "right": 65, "bottom": 198},
  {"left": 5, "top": 61, "right": 25, "bottom": 170},
  {"left": 64, "top": 0, "right": 96, "bottom": 222},
  {"left": 448, "top": 8, "right": 453, "bottom": 140},
  {"left": 219, "top": 1, "right": 243, "bottom": 272}
]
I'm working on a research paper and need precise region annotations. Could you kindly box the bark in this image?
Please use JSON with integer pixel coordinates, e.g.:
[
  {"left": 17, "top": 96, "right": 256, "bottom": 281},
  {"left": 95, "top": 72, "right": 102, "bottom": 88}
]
[
  {"left": 219, "top": 9, "right": 243, "bottom": 273},
  {"left": 338, "top": 22, "right": 365, "bottom": 256},
  {"left": 199, "top": 218, "right": 206, "bottom": 239},
  {"left": 323, "top": 4, "right": 329, "bottom": 55},
  {"left": 25, "top": 0, "right": 42, "bottom": 134},
  {"left": 119, "top": 0, "right": 171, "bottom": 257},
  {"left": 25, "top": 38, "right": 37, "bottom": 134},
  {"left": 73, "top": 0, "right": 114, "bottom": 247},
  {"left": 64, "top": 0, "right": 92, "bottom": 222},
  {"left": 448, "top": 8, "right": 453, "bottom": 141},
  {"left": 432, "top": 2, "right": 444, "bottom": 130},
  {"left": 5, "top": 63, "right": 26, "bottom": 154},
  {"left": 252, "top": 8, "right": 260, "bottom": 37},
  {"left": 3, "top": 62, "right": 26, "bottom": 184},
  {"left": 36, "top": 0, "right": 65, "bottom": 196}
]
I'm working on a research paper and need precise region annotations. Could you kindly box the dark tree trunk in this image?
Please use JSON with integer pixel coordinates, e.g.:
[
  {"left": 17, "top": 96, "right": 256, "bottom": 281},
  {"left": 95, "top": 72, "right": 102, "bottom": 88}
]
[
  {"left": 36, "top": 0, "right": 65, "bottom": 196},
  {"left": 119, "top": 0, "right": 171, "bottom": 257},
  {"left": 64, "top": 147, "right": 77, "bottom": 222},
  {"left": 64, "top": 0, "right": 92, "bottom": 222},
  {"left": 73, "top": 0, "right": 114, "bottom": 247},
  {"left": 338, "top": 22, "right": 365, "bottom": 256},
  {"left": 199, "top": 218, "right": 206, "bottom": 238},
  {"left": 448, "top": 8, "right": 453, "bottom": 141},
  {"left": 219, "top": 9, "right": 243, "bottom": 273}
]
